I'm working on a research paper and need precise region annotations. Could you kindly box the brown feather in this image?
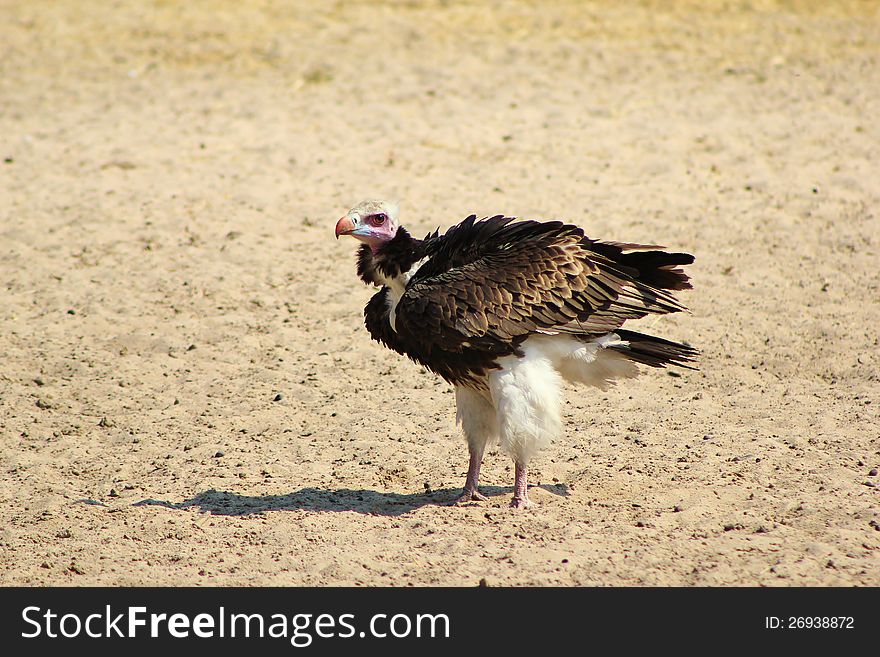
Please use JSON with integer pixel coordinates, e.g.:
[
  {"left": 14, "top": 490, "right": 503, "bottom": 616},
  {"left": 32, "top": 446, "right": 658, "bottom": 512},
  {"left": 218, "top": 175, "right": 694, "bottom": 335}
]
[{"left": 362, "top": 215, "right": 694, "bottom": 388}]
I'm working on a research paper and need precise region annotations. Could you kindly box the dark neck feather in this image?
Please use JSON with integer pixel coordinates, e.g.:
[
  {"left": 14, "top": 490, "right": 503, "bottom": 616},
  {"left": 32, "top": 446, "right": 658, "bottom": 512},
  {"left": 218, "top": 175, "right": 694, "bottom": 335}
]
[{"left": 356, "top": 227, "right": 424, "bottom": 286}]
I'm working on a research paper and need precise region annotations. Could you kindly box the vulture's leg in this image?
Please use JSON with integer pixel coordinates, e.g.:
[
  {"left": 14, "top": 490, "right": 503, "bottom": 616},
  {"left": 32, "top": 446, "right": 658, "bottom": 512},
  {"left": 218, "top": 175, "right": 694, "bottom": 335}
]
[
  {"left": 452, "top": 386, "right": 497, "bottom": 504},
  {"left": 489, "top": 344, "right": 563, "bottom": 509},
  {"left": 510, "top": 461, "right": 531, "bottom": 509},
  {"left": 456, "top": 441, "right": 488, "bottom": 504}
]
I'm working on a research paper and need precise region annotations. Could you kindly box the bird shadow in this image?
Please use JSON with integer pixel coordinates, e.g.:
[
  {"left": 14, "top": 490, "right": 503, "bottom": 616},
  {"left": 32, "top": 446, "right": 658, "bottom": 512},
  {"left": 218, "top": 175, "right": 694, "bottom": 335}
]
[{"left": 133, "top": 483, "right": 570, "bottom": 517}]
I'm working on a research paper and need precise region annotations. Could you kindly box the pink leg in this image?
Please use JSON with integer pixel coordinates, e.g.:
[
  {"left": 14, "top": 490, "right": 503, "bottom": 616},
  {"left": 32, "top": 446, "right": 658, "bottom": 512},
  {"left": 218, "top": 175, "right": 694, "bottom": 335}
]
[
  {"left": 453, "top": 444, "right": 488, "bottom": 504},
  {"left": 510, "top": 461, "right": 531, "bottom": 508}
]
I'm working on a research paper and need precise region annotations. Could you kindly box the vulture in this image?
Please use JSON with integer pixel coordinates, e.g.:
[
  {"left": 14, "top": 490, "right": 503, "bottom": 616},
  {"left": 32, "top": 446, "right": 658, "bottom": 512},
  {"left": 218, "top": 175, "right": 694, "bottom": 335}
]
[{"left": 335, "top": 200, "right": 696, "bottom": 508}]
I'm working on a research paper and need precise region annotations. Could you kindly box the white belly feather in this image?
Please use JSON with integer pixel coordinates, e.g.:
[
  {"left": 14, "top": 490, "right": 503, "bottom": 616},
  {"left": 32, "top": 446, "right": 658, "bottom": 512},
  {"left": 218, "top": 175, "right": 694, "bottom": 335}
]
[{"left": 454, "top": 333, "right": 643, "bottom": 464}]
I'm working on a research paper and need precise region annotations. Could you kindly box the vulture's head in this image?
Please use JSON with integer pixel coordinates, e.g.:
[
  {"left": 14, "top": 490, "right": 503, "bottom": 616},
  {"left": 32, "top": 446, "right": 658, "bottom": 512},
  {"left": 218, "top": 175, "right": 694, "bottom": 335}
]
[{"left": 335, "top": 199, "right": 400, "bottom": 249}]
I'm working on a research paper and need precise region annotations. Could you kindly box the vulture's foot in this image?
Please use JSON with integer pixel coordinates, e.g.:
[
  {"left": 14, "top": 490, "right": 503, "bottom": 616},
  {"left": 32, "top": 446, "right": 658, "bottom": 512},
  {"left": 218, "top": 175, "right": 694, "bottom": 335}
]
[
  {"left": 452, "top": 488, "right": 488, "bottom": 505},
  {"left": 509, "top": 494, "right": 531, "bottom": 509}
]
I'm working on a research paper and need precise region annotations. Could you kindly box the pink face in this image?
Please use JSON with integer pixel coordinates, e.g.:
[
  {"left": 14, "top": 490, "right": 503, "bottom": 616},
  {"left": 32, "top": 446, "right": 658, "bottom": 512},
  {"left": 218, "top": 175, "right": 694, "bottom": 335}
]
[{"left": 335, "top": 204, "right": 399, "bottom": 249}]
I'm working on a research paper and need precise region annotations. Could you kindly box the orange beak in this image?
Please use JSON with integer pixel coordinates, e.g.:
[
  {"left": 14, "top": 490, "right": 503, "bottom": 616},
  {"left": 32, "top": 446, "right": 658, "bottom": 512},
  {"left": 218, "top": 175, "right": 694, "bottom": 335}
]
[{"left": 335, "top": 215, "right": 355, "bottom": 239}]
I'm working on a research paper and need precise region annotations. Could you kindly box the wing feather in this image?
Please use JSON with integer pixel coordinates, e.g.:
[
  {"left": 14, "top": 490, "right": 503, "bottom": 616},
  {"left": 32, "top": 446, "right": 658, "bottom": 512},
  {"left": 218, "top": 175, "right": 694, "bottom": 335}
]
[{"left": 393, "top": 216, "right": 693, "bottom": 356}]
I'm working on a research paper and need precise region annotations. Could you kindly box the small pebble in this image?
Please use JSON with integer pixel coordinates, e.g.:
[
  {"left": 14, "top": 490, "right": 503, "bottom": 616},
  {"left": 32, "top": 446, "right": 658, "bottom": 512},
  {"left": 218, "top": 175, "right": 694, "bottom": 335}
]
[
  {"left": 273, "top": 393, "right": 283, "bottom": 401},
  {"left": 214, "top": 451, "right": 225, "bottom": 458},
  {"left": 869, "top": 468, "right": 878, "bottom": 477}
]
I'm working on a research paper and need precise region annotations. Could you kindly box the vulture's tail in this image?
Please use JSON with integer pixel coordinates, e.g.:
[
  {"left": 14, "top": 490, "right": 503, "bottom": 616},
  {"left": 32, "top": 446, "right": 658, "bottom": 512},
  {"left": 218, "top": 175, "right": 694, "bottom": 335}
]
[
  {"left": 589, "top": 241, "right": 695, "bottom": 292},
  {"left": 606, "top": 329, "right": 699, "bottom": 370}
]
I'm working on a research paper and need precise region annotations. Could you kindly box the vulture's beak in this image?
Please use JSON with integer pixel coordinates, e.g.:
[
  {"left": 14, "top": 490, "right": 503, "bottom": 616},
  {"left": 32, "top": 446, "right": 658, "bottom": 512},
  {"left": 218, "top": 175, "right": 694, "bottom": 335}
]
[{"left": 335, "top": 215, "right": 355, "bottom": 239}]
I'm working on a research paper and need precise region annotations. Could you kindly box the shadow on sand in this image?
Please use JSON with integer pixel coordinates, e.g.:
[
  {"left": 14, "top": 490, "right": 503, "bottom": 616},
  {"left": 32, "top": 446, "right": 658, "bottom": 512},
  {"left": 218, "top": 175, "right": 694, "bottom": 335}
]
[{"left": 134, "top": 483, "right": 570, "bottom": 517}]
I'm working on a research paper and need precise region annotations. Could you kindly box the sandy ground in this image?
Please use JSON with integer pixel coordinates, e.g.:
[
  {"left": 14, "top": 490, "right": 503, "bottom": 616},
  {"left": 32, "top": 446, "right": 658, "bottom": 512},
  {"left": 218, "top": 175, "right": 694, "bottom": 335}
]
[{"left": 1, "top": 0, "right": 878, "bottom": 586}]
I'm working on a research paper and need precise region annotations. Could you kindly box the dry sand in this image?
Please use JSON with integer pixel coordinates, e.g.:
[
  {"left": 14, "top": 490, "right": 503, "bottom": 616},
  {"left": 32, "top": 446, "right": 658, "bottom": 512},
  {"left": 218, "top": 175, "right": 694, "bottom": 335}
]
[{"left": 1, "top": 0, "right": 878, "bottom": 586}]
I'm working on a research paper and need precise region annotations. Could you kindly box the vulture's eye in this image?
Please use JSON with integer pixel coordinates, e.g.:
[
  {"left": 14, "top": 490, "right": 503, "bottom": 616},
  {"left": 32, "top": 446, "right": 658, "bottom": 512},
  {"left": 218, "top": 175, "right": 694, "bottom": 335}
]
[{"left": 369, "top": 213, "right": 388, "bottom": 226}]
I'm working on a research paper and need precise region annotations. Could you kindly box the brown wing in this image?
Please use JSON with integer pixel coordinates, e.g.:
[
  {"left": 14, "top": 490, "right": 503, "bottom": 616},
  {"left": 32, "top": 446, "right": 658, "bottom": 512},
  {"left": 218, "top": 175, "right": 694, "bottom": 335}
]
[
  {"left": 393, "top": 216, "right": 693, "bottom": 355},
  {"left": 364, "top": 287, "right": 408, "bottom": 355}
]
